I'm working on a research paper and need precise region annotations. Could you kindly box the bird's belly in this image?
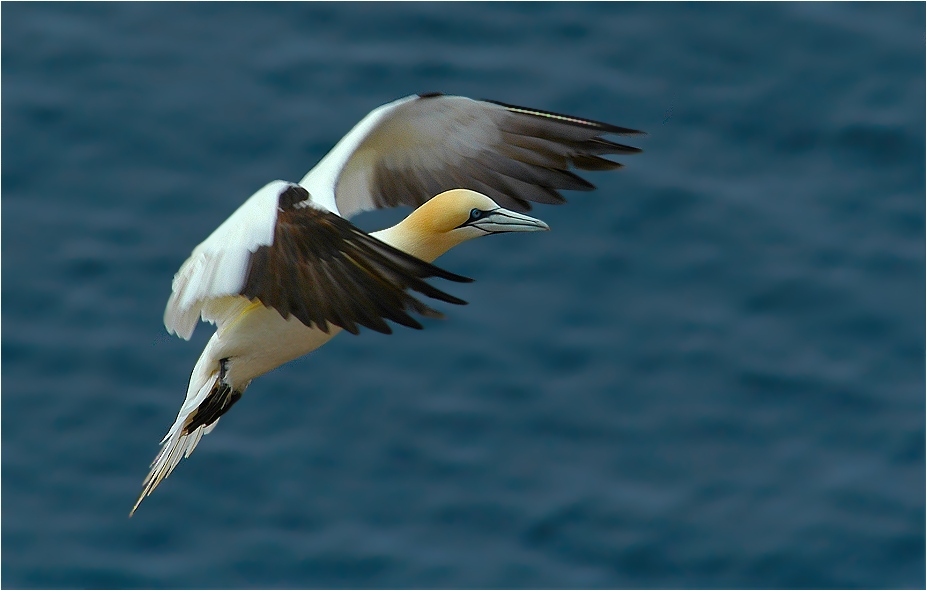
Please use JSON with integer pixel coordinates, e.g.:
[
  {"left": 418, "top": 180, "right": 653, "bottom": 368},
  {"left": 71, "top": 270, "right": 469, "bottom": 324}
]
[{"left": 218, "top": 303, "right": 342, "bottom": 387}]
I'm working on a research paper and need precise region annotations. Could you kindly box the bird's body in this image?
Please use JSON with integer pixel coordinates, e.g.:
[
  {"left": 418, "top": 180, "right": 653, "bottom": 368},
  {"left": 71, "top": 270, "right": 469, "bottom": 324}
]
[
  {"left": 198, "top": 299, "right": 339, "bottom": 394},
  {"left": 132, "top": 93, "right": 642, "bottom": 515}
]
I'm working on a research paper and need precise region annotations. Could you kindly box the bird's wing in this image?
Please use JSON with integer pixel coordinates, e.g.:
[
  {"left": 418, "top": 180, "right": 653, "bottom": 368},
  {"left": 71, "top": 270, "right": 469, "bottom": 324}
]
[
  {"left": 164, "top": 181, "right": 472, "bottom": 340},
  {"left": 300, "top": 93, "right": 643, "bottom": 219},
  {"left": 164, "top": 181, "right": 282, "bottom": 340}
]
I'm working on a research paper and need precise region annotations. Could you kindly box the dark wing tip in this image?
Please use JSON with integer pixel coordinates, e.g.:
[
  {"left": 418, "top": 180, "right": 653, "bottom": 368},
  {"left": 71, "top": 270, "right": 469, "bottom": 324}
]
[
  {"left": 593, "top": 138, "right": 644, "bottom": 153},
  {"left": 482, "top": 99, "right": 645, "bottom": 136},
  {"left": 572, "top": 155, "right": 625, "bottom": 171},
  {"left": 428, "top": 267, "right": 475, "bottom": 284},
  {"left": 418, "top": 91, "right": 445, "bottom": 99}
]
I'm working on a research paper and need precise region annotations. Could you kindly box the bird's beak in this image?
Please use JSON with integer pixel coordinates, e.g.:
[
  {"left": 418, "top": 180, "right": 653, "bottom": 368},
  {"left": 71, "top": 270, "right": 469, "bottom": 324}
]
[{"left": 470, "top": 208, "right": 550, "bottom": 234}]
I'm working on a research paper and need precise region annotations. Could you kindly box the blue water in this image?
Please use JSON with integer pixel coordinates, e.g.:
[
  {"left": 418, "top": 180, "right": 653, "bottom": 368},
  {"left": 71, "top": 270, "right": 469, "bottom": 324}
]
[{"left": 2, "top": 2, "right": 924, "bottom": 588}]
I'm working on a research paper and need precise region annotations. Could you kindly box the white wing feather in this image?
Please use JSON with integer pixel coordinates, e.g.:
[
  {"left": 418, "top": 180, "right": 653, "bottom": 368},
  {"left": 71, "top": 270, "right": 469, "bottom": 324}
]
[
  {"left": 299, "top": 94, "right": 506, "bottom": 219},
  {"left": 298, "top": 95, "right": 417, "bottom": 215},
  {"left": 163, "top": 180, "right": 286, "bottom": 339}
]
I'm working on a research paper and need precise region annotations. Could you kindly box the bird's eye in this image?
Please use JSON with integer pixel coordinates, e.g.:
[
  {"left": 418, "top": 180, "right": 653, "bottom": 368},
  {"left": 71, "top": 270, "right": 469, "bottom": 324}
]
[{"left": 470, "top": 208, "right": 483, "bottom": 220}]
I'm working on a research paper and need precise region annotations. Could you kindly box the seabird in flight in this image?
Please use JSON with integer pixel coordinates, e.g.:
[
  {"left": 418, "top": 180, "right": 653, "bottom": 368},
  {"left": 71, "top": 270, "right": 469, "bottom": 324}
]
[{"left": 131, "top": 93, "right": 642, "bottom": 515}]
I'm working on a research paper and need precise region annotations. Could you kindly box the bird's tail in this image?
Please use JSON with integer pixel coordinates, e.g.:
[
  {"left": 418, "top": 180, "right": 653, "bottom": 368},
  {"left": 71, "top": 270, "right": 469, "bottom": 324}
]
[{"left": 130, "top": 336, "right": 247, "bottom": 516}]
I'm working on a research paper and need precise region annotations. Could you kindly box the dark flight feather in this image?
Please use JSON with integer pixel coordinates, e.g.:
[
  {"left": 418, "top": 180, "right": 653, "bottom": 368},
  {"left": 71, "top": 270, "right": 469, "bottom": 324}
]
[{"left": 240, "top": 187, "right": 472, "bottom": 335}]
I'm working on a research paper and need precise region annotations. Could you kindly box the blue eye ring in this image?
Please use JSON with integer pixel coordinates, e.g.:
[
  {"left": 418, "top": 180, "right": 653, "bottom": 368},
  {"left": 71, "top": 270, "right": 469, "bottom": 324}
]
[{"left": 470, "top": 208, "right": 483, "bottom": 220}]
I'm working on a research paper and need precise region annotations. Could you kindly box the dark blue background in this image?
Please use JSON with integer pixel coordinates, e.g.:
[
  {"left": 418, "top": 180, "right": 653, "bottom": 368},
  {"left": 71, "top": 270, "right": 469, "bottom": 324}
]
[{"left": 3, "top": 2, "right": 924, "bottom": 588}]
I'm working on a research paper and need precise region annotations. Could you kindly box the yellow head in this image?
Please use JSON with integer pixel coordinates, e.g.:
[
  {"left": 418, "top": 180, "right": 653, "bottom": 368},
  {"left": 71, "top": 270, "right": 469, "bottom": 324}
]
[{"left": 373, "top": 189, "right": 550, "bottom": 262}]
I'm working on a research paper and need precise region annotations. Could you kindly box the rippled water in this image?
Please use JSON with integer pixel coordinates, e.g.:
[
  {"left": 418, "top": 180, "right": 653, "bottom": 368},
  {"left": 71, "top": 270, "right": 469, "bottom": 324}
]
[{"left": 2, "top": 3, "right": 924, "bottom": 589}]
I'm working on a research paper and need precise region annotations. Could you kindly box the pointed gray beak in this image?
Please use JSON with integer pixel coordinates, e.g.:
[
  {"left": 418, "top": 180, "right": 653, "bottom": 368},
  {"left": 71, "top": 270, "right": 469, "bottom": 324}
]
[{"left": 470, "top": 208, "right": 550, "bottom": 234}]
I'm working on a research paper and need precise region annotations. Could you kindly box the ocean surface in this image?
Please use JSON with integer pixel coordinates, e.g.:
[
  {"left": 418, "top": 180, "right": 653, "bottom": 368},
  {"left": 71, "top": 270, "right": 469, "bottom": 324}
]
[{"left": 2, "top": 2, "right": 924, "bottom": 589}]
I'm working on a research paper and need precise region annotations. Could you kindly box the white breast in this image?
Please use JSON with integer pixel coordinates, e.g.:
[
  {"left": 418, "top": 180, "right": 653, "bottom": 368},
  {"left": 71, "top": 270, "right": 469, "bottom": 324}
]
[{"left": 212, "top": 300, "right": 343, "bottom": 389}]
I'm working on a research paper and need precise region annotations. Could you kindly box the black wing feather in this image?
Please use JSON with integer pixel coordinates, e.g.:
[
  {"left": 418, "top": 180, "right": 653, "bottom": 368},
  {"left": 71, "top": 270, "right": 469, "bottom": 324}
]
[{"left": 240, "top": 188, "right": 472, "bottom": 335}]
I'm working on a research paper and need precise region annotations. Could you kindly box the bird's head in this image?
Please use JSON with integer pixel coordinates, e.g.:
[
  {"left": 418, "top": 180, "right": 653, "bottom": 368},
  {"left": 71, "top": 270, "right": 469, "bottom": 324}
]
[{"left": 380, "top": 189, "right": 549, "bottom": 262}]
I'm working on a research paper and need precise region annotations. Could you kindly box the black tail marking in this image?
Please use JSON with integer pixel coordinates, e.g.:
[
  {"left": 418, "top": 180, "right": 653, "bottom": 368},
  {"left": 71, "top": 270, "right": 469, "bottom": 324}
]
[{"left": 181, "top": 359, "right": 243, "bottom": 434}]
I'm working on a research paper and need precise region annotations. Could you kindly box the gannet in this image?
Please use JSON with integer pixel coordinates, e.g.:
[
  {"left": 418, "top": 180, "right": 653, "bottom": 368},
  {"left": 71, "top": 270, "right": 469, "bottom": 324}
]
[{"left": 132, "top": 93, "right": 642, "bottom": 515}]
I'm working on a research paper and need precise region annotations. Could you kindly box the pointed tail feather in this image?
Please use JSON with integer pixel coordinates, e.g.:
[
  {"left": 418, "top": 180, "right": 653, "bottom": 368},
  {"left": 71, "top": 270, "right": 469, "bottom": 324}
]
[
  {"left": 130, "top": 421, "right": 212, "bottom": 516},
  {"left": 130, "top": 335, "right": 248, "bottom": 516},
  {"left": 130, "top": 375, "right": 219, "bottom": 516},
  {"left": 131, "top": 376, "right": 248, "bottom": 515}
]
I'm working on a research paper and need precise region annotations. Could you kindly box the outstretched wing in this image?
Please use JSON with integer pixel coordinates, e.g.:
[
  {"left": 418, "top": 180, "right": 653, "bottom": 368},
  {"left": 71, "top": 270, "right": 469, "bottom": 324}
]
[
  {"left": 300, "top": 93, "right": 643, "bottom": 218},
  {"left": 164, "top": 181, "right": 471, "bottom": 340}
]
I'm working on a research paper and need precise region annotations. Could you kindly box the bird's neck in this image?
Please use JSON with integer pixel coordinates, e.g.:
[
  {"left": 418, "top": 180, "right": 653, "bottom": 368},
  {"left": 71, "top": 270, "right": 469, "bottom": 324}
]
[{"left": 370, "top": 207, "right": 459, "bottom": 263}]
